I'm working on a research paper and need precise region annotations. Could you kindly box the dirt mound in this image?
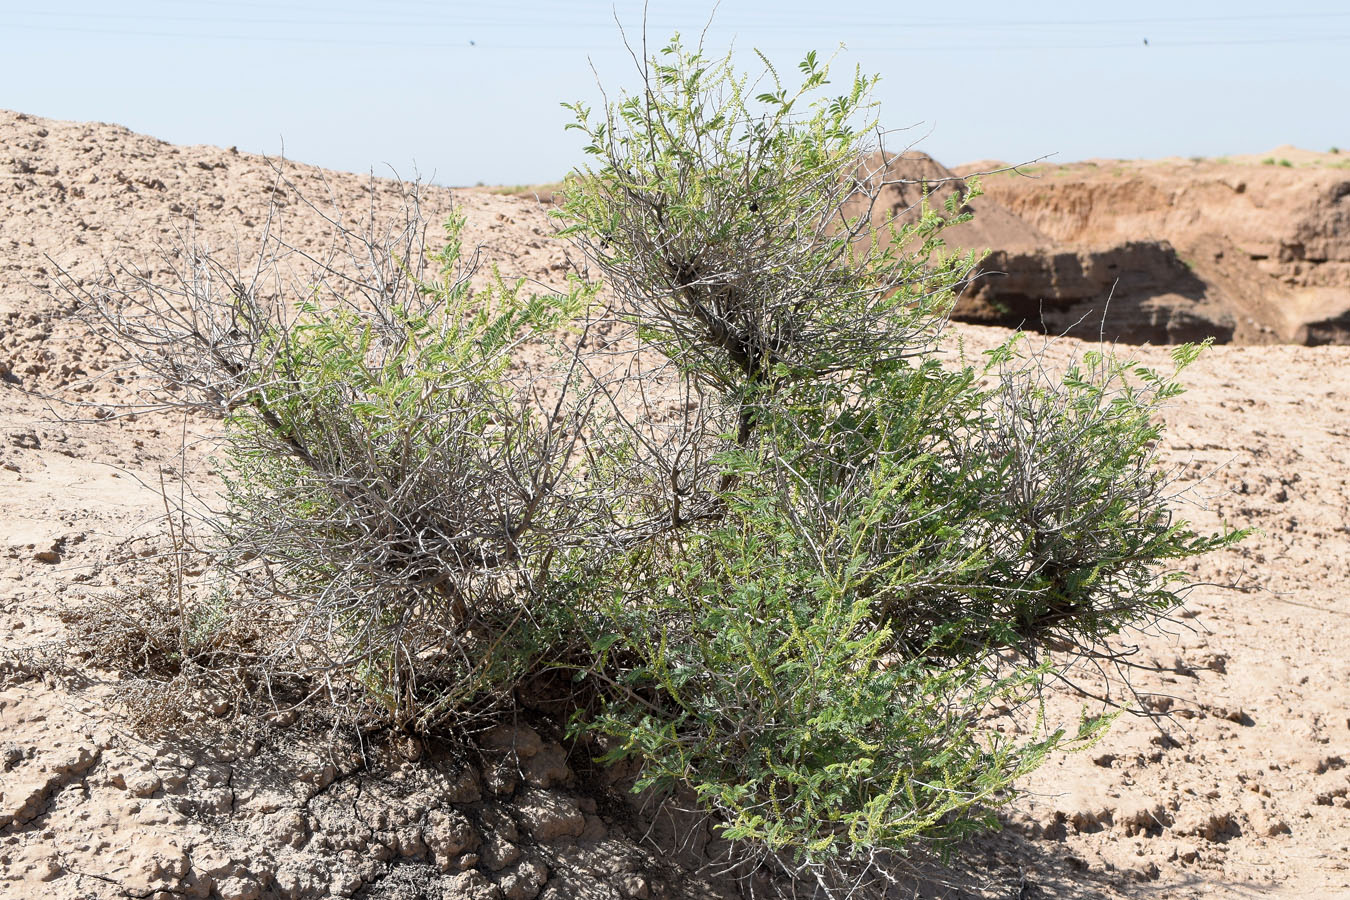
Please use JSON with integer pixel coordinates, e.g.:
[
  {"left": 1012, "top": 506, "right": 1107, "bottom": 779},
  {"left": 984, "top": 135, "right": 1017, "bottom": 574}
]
[
  {"left": 848, "top": 150, "right": 1050, "bottom": 252},
  {"left": 2, "top": 110, "right": 1349, "bottom": 899},
  {"left": 962, "top": 152, "right": 1350, "bottom": 344},
  {"left": 850, "top": 151, "right": 1232, "bottom": 343},
  {"left": 860, "top": 150, "right": 1350, "bottom": 344}
]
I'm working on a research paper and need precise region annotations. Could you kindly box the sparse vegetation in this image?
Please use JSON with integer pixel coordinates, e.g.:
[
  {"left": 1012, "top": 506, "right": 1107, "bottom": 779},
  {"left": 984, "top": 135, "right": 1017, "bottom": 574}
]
[
  {"left": 72, "top": 32, "right": 1243, "bottom": 891},
  {"left": 482, "top": 180, "right": 566, "bottom": 202}
]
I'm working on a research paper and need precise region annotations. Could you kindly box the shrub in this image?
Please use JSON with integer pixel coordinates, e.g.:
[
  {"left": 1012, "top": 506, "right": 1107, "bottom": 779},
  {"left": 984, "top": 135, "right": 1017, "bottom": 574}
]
[
  {"left": 557, "top": 34, "right": 1242, "bottom": 879},
  {"left": 75, "top": 193, "right": 598, "bottom": 730},
  {"left": 75, "top": 32, "right": 1242, "bottom": 891}
]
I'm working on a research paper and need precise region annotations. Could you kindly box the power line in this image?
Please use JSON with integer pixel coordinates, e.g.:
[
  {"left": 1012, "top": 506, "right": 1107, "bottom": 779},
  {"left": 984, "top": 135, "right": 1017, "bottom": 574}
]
[
  {"left": 9, "top": 6, "right": 1350, "bottom": 31},
  {"left": 4, "top": 18, "right": 1350, "bottom": 52}
]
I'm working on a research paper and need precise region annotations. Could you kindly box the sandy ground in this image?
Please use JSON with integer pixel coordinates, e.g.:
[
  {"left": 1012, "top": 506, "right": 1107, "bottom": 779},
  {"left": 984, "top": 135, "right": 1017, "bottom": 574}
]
[{"left": 1, "top": 109, "right": 1348, "bottom": 898}]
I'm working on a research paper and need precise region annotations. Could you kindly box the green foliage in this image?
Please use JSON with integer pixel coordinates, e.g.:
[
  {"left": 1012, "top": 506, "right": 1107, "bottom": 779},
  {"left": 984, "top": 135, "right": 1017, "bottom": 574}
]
[
  {"left": 587, "top": 500, "right": 1071, "bottom": 861},
  {"left": 553, "top": 33, "right": 1244, "bottom": 876},
  {"left": 558, "top": 37, "right": 977, "bottom": 395},
  {"left": 215, "top": 214, "right": 596, "bottom": 727},
  {"left": 574, "top": 335, "right": 1240, "bottom": 869}
]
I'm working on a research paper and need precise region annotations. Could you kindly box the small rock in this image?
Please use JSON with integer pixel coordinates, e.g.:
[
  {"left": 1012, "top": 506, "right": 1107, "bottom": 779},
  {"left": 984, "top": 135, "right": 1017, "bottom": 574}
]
[
  {"left": 425, "top": 809, "right": 479, "bottom": 871},
  {"left": 446, "top": 869, "right": 504, "bottom": 900},
  {"left": 1131, "top": 861, "right": 1160, "bottom": 882},
  {"left": 579, "top": 814, "right": 608, "bottom": 843},
  {"left": 481, "top": 835, "right": 521, "bottom": 872},
  {"left": 1314, "top": 755, "right": 1346, "bottom": 774},
  {"left": 216, "top": 876, "right": 262, "bottom": 900},
  {"left": 35, "top": 857, "right": 63, "bottom": 881},
  {"left": 481, "top": 724, "right": 544, "bottom": 758},
  {"left": 516, "top": 790, "right": 585, "bottom": 842},
  {"left": 620, "top": 873, "right": 651, "bottom": 899},
  {"left": 1117, "top": 800, "right": 1171, "bottom": 836},
  {"left": 270, "top": 810, "right": 311, "bottom": 849},
  {"left": 497, "top": 856, "right": 549, "bottom": 900},
  {"left": 1, "top": 746, "right": 99, "bottom": 827},
  {"left": 1, "top": 745, "right": 22, "bottom": 771},
  {"left": 1177, "top": 808, "right": 1240, "bottom": 843},
  {"left": 521, "top": 744, "right": 571, "bottom": 789},
  {"left": 1311, "top": 775, "right": 1348, "bottom": 806}
]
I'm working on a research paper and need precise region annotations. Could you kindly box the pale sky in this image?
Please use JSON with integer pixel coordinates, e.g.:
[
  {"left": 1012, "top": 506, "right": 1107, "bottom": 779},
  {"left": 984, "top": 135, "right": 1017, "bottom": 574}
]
[{"left": 3, "top": 1, "right": 1347, "bottom": 185}]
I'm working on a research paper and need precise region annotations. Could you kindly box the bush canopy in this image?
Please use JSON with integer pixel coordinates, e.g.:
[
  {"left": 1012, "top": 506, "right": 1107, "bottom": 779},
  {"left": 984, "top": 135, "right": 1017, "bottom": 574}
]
[{"left": 78, "top": 32, "right": 1243, "bottom": 889}]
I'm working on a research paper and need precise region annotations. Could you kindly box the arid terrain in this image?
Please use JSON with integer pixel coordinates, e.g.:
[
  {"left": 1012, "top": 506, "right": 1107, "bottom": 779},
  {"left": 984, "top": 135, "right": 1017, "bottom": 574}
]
[
  {"left": 1, "top": 108, "right": 1348, "bottom": 899},
  {"left": 846, "top": 147, "right": 1350, "bottom": 346}
]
